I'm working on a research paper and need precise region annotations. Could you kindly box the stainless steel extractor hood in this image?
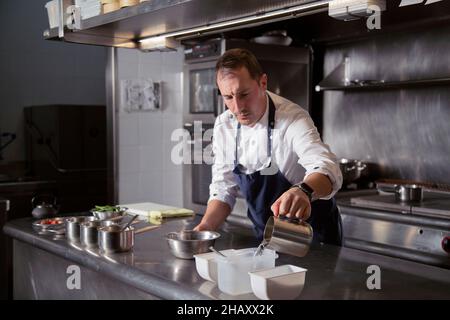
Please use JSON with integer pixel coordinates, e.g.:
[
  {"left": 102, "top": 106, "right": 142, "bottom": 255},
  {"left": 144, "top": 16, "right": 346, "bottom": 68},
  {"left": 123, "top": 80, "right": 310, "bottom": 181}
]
[{"left": 44, "top": 0, "right": 331, "bottom": 49}]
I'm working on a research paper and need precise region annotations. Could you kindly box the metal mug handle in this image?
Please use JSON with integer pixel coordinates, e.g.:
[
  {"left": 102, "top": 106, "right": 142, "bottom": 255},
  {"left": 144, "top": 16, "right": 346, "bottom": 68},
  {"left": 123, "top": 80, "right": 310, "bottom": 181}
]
[{"left": 276, "top": 214, "right": 304, "bottom": 224}]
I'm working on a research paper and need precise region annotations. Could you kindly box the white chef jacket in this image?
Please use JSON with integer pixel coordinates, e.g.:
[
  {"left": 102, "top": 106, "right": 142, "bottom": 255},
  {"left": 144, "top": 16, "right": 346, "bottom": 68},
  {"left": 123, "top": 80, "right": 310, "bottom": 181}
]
[{"left": 209, "top": 91, "right": 343, "bottom": 210}]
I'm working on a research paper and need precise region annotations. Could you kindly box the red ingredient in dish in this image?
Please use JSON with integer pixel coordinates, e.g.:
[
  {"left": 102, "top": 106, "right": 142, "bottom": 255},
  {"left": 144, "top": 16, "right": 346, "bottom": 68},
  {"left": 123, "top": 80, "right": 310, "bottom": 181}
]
[{"left": 41, "top": 219, "right": 62, "bottom": 225}]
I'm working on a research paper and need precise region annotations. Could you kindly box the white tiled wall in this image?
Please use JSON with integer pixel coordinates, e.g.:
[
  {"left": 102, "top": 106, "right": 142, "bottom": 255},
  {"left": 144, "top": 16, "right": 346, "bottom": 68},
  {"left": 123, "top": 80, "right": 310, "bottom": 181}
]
[{"left": 117, "top": 48, "right": 185, "bottom": 207}]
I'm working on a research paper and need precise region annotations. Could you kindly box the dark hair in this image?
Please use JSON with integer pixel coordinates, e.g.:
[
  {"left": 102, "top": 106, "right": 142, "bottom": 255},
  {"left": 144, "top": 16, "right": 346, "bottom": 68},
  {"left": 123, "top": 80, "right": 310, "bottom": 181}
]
[{"left": 215, "top": 48, "right": 263, "bottom": 80}]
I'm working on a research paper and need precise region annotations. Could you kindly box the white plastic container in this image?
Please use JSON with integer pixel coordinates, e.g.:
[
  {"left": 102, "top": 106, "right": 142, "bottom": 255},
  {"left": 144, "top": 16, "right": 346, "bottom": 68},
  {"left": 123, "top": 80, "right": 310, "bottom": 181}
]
[
  {"left": 249, "top": 265, "right": 307, "bottom": 300},
  {"left": 194, "top": 249, "right": 235, "bottom": 282},
  {"left": 45, "top": 0, "right": 59, "bottom": 28},
  {"left": 216, "top": 248, "right": 278, "bottom": 296}
]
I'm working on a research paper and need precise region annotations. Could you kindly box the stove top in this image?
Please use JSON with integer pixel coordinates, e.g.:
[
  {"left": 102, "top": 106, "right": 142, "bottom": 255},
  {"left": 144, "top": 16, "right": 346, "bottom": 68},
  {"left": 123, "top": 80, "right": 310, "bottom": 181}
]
[{"left": 350, "top": 192, "right": 450, "bottom": 219}]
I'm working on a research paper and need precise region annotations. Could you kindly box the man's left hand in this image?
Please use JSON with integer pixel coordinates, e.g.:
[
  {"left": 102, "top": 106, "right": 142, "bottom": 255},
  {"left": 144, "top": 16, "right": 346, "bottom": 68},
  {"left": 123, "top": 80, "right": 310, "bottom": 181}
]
[{"left": 271, "top": 187, "right": 311, "bottom": 220}]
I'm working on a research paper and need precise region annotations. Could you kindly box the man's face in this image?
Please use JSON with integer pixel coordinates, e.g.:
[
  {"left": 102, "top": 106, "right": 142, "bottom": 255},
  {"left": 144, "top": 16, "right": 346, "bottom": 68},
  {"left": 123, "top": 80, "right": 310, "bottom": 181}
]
[{"left": 217, "top": 66, "right": 267, "bottom": 126}]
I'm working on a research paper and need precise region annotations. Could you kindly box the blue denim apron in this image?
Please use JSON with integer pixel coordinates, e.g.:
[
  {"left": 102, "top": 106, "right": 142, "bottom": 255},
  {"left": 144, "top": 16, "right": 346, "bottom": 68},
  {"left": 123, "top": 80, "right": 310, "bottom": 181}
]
[{"left": 232, "top": 96, "right": 342, "bottom": 245}]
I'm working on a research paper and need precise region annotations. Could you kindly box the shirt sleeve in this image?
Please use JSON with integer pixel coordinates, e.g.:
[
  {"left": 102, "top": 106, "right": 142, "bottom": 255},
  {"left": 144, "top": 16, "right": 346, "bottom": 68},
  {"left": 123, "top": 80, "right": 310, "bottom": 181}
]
[
  {"left": 286, "top": 109, "right": 343, "bottom": 199},
  {"left": 208, "top": 118, "right": 240, "bottom": 210}
]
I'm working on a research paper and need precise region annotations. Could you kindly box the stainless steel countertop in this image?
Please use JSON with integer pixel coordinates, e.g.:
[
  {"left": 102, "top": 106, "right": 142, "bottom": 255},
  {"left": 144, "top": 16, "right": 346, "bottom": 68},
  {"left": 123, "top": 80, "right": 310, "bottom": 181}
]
[{"left": 4, "top": 215, "right": 450, "bottom": 300}]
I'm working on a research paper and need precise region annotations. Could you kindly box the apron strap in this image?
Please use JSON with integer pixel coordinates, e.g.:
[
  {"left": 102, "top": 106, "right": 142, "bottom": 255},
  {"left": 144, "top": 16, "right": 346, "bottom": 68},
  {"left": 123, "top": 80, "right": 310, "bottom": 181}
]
[{"left": 234, "top": 95, "right": 276, "bottom": 167}]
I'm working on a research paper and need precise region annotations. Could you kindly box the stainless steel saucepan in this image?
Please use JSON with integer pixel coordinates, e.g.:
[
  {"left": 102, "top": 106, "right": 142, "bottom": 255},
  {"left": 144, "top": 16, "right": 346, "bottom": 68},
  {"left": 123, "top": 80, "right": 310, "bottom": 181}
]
[
  {"left": 396, "top": 184, "right": 423, "bottom": 202},
  {"left": 65, "top": 216, "right": 98, "bottom": 243},
  {"left": 98, "top": 225, "right": 159, "bottom": 253},
  {"left": 80, "top": 218, "right": 141, "bottom": 249},
  {"left": 377, "top": 183, "right": 423, "bottom": 202},
  {"left": 339, "top": 158, "right": 367, "bottom": 186}
]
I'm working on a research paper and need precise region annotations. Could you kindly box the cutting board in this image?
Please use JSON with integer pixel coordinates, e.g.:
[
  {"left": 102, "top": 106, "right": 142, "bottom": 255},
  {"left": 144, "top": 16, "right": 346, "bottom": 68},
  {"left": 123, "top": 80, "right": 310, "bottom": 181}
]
[{"left": 121, "top": 202, "right": 194, "bottom": 219}]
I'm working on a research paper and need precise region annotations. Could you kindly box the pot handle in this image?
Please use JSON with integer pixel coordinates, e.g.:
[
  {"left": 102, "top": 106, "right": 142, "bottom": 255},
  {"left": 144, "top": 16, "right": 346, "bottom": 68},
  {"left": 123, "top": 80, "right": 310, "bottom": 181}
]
[
  {"left": 135, "top": 225, "right": 160, "bottom": 235},
  {"left": 276, "top": 215, "right": 312, "bottom": 229},
  {"left": 277, "top": 215, "right": 302, "bottom": 223},
  {"left": 32, "top": 194, "right": 58, "bottom": 207},
  {"left": 31, "top": 196, "right": 38, "bottom": 207},
  {"left": 118, "top": 206, "right": 128, "bottom": 214},
  {"left": 376, "top": 184, "right": 398, "bottom": 194},
  {"left": 344, "top": 165, "right": 356, "bottom": 172},
  {"left": 357, "top": 163, "right": 367, "bottom": 171}
]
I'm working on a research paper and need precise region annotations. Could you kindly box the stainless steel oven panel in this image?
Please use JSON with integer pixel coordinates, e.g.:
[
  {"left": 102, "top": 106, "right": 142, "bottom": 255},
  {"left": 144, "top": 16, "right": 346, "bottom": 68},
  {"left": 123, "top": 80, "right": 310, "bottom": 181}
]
[{"left": 339, "top": 205, "right": 450, "bottom": 269}]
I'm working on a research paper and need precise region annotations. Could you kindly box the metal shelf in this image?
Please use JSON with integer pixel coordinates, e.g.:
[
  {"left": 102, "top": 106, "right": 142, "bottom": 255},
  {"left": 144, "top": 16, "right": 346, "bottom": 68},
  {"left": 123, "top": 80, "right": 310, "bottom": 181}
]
[
  {"left": 317, "top": 77, "right": 450, "bottom": 91},
  {"left": 315, "top": 57, "right": 450, "bottom": 92},
  {"left": 43, "top": 0, "right": 330, "bottom": 49}
]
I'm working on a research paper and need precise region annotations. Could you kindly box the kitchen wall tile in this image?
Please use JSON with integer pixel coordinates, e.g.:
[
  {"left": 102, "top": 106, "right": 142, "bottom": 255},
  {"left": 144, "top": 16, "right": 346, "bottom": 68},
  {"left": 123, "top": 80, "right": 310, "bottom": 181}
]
[
  {"left": 162, "top": 82, "right": 185, "bottom": 114},
  {"left": 117, "top": 49, "right": 140, "bottom": 79},
  {"left": 138, "top": 172, "right": 164, "bottom": 203},
  {"left": 162, "top": 63, "right": 183, "bottom": 88},
  {"left": 141, "top": 51, "right": 162, "bottom": 64},
  {"left": 139, "top": 52, "right": 162, "bottom": 80},
  {"left": 162, "top": 169, "right": 183, "bottom": 207},
  {"left": 139, "top": 145, "right": 164, "bottom": 173},
  {"left": 118, "top": 113, "right": 140, "bottom": 146},
  {"left": 162, "top": 48, "right": 184, "bottom": 68},
  {"left": 116, "top": 49, "right": 184, "bottom": 205},
  {"left": 162, "top": 116, "right": 184, "bottom": 173},
  {"left": 140, "top": 67, "right": 162, "bottom": 83},
  {"left": 118, "top": 173, "right": 140, "bottom": 204},
  {"left": 118, "top": 145, "right": 140, "bottom": 174},
  {"left": 138, "top": 112, "right": 163, "bottom": 145}
]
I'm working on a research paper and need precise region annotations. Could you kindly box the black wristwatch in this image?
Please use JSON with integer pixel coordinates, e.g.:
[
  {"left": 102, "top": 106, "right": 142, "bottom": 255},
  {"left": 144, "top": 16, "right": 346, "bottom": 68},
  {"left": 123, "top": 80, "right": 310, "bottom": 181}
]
[{"left": 291, "top": 182, "right": 314, "bottom": 202}]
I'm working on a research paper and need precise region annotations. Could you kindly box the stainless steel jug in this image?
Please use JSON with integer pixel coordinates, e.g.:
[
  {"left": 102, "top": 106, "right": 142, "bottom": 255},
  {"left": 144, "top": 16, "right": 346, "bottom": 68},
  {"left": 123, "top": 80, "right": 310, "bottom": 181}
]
[{"left": 263, "top": 216, "right": 313, "bottom": 257}]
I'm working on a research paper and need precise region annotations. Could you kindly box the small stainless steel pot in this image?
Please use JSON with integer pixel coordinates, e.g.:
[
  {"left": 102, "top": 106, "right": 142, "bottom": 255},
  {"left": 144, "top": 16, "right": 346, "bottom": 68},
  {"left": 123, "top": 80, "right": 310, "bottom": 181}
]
[
  {"left": 339, "top": 158, "right": 367, "bottom": 186},
  {"left": 377, "top": 183, "right": 423, "bottom": 203},
  {"left": 65, "top": 216, "right": 98, "bottom": 243},
  {"left": 80, "top": 218, "right": 141, "bottom": 248},
  {"left": 98, "top": 225, "right": 159, "bottom": 253},
  {"left": 395, "top": 184, "right": 423, "bottom": 202},
  {"left": 80, "top": 220, "right": 102, "bottom": 248},
  {"left": 263, "top": 216, "right": 313, "bottom": 257}
]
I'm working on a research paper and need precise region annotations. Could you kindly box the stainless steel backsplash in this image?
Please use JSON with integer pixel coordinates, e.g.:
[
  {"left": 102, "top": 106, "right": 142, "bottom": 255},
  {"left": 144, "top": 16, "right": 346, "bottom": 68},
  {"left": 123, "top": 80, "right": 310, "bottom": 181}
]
[{"left": 322, "top": 25, "right": 450, "bottom": 184}]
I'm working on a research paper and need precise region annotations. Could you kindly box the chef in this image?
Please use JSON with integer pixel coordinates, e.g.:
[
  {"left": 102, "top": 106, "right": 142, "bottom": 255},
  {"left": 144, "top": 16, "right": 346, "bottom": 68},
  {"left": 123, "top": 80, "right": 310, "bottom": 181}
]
[{"left": 194, "top": 48, "right": 343, "bottom": 245}]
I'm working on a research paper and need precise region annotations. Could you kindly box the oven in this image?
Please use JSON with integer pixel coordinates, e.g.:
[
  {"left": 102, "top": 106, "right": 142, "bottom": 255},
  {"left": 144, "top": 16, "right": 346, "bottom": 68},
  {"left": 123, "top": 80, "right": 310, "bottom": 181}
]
[
  {"left": 182, "top": 38, "right": 312, "bottom": 216},
  {"left": 338, "top": 189, "right": 450, "bottom": 269}
]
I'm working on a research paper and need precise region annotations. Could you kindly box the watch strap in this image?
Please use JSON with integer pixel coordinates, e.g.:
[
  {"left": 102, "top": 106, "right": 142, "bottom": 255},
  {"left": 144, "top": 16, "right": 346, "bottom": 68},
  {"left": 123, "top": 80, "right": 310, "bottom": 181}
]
[{"left": 291, "top": 182, "right": 314, "bottom": 202}]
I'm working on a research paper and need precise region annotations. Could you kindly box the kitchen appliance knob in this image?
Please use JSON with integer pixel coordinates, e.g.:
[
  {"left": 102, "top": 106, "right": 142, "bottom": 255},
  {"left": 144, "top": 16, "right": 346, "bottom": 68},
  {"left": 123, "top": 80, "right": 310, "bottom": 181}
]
[{"left": 442, "top": 236, "right": 450, "bottom": 253}]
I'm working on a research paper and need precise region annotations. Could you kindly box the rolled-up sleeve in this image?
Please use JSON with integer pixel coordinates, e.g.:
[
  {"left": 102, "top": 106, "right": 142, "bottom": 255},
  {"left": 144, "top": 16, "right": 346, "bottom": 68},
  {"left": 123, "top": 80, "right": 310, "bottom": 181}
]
[
  {"left": 208, "top": 119, "right": 239, "bottom": 210},
  {"left": 286, "top": 111, "right": 343, "bottom": 199}
]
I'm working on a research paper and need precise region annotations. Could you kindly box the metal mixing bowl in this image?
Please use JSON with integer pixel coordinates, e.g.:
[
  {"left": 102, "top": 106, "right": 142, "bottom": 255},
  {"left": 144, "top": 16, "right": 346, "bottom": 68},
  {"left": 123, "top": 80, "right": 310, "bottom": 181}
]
[
  {"left": 166, "top": 230, "right": 221, "bottom": 260},
  {"left": 91, "top": 207, "right": 128, "bottom": 220}
]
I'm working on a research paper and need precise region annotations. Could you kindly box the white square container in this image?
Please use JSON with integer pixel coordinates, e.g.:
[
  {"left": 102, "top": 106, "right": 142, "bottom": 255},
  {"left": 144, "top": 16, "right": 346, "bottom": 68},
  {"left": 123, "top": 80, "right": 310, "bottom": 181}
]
[
  {"left": 249, "top": 264, "right": 307, "bottom": 300},
  {"left": 216, "top": 248, "right": 278, "bottom": 296},
  {"left": 194, "top": 249, "right": 236, "bottom": 282}
]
